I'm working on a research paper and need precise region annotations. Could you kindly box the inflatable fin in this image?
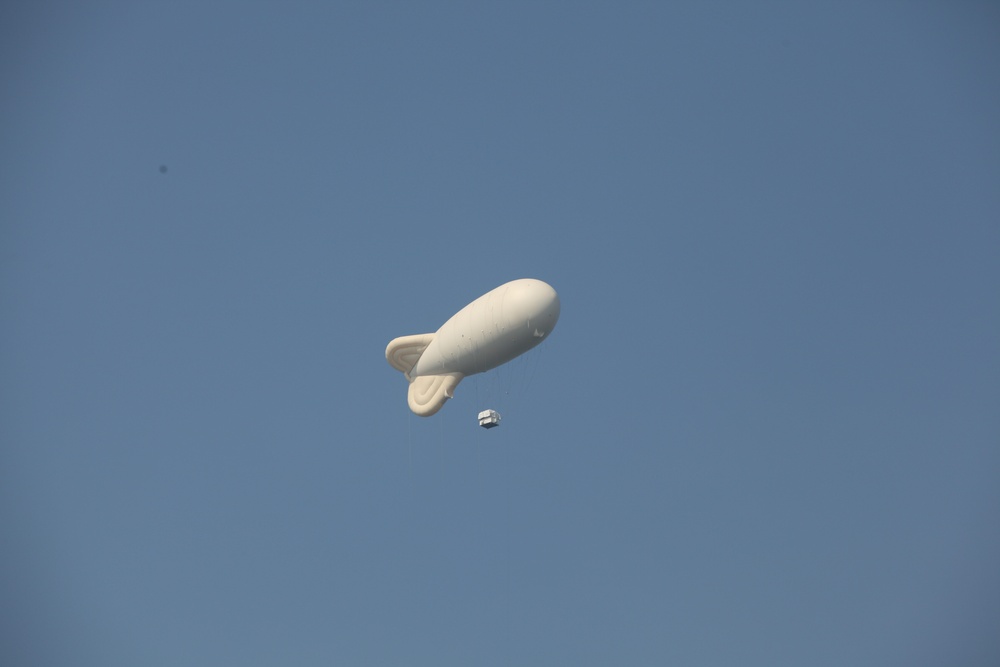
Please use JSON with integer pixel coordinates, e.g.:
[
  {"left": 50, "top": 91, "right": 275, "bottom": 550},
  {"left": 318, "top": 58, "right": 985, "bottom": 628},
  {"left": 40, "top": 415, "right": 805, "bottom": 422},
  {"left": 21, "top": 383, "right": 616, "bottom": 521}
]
[
  {"left": 407, "top": 373, "right": 463, "bottom": 417},
  {"left": 385, "top": 333, "right": 435, "bottom": 376}
]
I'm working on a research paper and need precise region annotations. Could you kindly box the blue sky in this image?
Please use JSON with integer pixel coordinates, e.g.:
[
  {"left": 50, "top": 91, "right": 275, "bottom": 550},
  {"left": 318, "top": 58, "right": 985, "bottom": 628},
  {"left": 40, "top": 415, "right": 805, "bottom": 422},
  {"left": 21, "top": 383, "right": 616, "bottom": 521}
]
[{"left": 2, "top": 2, "right": 998, "bottom": 665}]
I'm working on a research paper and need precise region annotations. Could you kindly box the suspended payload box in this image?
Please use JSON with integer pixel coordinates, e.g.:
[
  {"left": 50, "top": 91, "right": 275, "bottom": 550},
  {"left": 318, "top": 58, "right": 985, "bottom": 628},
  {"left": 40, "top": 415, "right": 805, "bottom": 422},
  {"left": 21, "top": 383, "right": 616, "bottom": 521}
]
[{"left": 478, "top": 409, "right": 501, "bottom": 429}]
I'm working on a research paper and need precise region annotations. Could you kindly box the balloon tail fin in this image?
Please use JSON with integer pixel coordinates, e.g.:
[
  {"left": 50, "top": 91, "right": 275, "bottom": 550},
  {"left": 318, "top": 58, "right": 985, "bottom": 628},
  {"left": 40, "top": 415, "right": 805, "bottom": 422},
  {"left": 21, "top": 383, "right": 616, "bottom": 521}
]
[{"left": 408, "top": 373, "right": 463, "bottom": 417}]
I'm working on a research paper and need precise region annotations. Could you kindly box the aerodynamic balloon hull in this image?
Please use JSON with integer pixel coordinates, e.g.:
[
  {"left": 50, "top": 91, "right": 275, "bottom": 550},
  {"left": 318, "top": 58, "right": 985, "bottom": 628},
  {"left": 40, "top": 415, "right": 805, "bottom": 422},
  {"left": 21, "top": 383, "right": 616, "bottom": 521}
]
[{"left": 385, "top": 278, "right": 560, "bottom": 416}]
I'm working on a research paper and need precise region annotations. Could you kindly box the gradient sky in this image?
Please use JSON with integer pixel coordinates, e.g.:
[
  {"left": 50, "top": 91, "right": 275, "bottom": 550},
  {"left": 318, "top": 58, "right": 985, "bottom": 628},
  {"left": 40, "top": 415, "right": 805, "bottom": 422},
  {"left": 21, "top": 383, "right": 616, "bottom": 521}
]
[{"left": 2, "top": 2, "right": 999, "bottom": 665}]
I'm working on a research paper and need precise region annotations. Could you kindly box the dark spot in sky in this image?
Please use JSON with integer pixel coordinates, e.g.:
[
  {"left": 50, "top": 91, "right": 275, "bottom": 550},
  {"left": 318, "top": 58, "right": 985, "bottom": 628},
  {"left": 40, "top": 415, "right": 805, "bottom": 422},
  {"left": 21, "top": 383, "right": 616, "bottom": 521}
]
[{"left": 159, "top": 165, "right": 168, "bottom": 174}]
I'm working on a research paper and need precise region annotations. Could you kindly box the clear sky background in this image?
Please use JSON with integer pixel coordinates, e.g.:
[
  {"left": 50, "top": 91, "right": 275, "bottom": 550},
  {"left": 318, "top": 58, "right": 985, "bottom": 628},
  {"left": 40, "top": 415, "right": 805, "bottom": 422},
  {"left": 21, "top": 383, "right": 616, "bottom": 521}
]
[{"left": 2, "top": 2, "right": 998, "bottom": 665}]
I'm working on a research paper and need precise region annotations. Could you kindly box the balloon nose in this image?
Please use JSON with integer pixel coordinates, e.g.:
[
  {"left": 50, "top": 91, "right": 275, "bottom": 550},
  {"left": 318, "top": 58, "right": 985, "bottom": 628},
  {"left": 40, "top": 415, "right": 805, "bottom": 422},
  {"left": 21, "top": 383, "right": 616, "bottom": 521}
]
[{"left": 506, "top": 279, "right": 560, "bottom": 329}]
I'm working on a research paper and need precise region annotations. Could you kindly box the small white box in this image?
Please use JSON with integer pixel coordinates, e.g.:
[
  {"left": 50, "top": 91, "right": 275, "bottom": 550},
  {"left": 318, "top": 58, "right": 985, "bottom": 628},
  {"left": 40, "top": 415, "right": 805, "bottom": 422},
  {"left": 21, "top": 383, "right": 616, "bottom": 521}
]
[{"left": 477, "top": 409, "right": 501, "bottom": 429}]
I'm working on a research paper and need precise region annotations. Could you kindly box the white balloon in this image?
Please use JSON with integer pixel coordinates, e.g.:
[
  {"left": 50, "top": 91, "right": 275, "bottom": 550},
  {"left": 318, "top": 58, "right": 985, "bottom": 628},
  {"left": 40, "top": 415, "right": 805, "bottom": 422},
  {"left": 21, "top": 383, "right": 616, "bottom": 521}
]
[{"left": 386, "top": 279, "right": 560, "bottom": 416}]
